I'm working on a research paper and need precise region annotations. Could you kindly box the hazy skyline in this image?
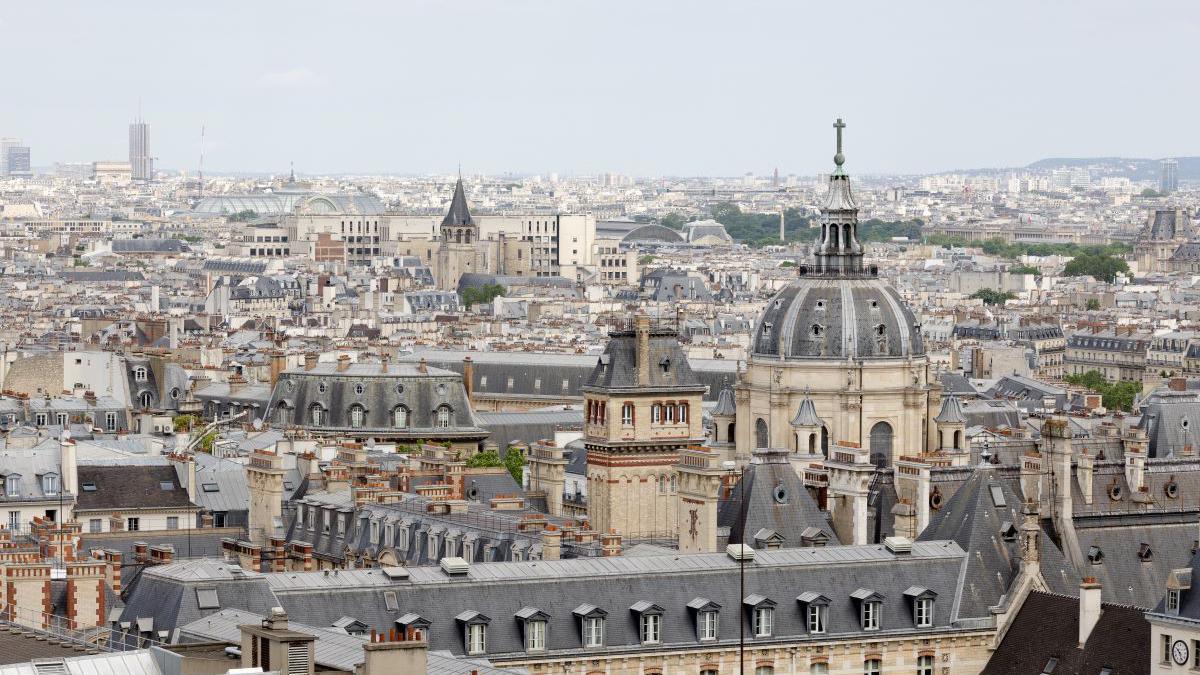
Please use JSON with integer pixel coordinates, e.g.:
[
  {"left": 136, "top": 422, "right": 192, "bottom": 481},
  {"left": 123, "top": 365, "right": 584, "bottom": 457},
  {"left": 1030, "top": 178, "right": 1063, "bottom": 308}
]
[{"left": 1, "top": 0, "right": 1196, "bottom": 176}]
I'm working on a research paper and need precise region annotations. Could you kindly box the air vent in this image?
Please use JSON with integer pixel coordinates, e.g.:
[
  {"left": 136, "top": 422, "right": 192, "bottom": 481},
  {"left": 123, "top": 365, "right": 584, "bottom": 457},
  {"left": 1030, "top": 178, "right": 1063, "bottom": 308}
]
[
  {"left": 884, "top": 536, "right": 913, "bottom": 554},
  {"left": 381, "top": 567, "right": 410, "bottom": 581},
  {"left": 726, "top": 544, "right": 755, "bottom": 561},
  {"left": 440, "top": 557, "right": 469, "bottom": 575}
]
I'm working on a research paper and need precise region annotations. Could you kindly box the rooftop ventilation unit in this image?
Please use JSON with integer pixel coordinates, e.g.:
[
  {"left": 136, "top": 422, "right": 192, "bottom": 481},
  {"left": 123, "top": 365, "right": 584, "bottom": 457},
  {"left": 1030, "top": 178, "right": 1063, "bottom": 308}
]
[
  {"left": 725, "top": 543, "right": 755, "bottom": 561},
  {"left": 884, "top": 536, "right": 913, "bottom": 554},
  {"left": 440, "top": 556, "right": 469, "bottom": 575}
]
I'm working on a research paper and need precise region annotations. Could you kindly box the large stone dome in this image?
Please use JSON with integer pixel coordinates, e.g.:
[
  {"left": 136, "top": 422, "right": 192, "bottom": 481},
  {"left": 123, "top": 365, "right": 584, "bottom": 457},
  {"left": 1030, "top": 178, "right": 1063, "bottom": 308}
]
[{"left": 752, "top": 275, "right": 924, "bottom": 359}]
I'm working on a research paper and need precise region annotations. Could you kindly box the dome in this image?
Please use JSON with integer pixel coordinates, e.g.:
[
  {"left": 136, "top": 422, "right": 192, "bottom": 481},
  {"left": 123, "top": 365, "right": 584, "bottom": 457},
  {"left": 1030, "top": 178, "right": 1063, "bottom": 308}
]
[{"left": 752, "top": 275, "right": 924, "bottom": 359}]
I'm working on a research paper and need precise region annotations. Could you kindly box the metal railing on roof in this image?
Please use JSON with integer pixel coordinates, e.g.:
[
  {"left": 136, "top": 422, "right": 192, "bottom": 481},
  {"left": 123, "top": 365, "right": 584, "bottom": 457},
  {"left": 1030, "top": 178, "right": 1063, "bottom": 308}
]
[{"left": 0, "top": 602, "right": 168, "bottom": 654}]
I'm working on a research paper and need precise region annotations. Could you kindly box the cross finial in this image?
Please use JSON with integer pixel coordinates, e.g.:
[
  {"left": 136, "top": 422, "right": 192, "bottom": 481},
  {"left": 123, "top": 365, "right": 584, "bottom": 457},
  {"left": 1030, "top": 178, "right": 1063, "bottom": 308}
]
[{"left": 833, "top": 118, "right": 846, "bottom": 169}]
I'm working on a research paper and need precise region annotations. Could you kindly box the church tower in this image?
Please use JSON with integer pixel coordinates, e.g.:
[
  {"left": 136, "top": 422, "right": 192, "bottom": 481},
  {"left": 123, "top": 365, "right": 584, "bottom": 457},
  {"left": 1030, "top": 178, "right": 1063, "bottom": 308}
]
[
  {"left": 435, "top": 178, "right": 480, "bottom": 291},
  {"left": 583, "top": 315, "right": 707, "bottom": 540}
]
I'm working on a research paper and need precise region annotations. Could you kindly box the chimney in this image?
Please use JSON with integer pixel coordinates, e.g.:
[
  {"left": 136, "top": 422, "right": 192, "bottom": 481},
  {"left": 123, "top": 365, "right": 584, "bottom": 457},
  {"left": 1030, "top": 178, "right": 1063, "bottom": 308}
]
[
  {"left": 337, "top": 355, "right": 351, "bottom": 372},
  {"left": 541, "top": 525, "right": 561, "bottom": 560},
  {"left": 357, "top": 627, "right": 428, "bottom": 675},
  {"left": 601, "top": 529, "right": 622, "bottom": 557},
  {"left": 1125, "top": 446, "right": 1146, "bottom": 493},
  {"left": 418, "top": 358, "right": 427, "bottom": 374},
  {"left": 269, "top": 350, "right": 287, "bottom": 385},
  {"left": 1170, "top": 377, "right": 1188, "bottom": 392},
  {"left": 634, "top": 314, "right": 651, "bottom": 387},
  {"left": 1078, "top": 579, "right": 1102, "bottom": 647},
  {"left": 304, "top": 353, "right": 319, "bottom": 371},
  {"left": 228, "top": 373, "right": 246, "bottom": 395},
  {"left": 462, "top": 357, "right": 474, "bottom": 399},
  {"left": 380, "top": 353, "right": 390, "bottom": 374},
  {"left": 1076, "top": 451, "right": 1094, "bottom": 506}
]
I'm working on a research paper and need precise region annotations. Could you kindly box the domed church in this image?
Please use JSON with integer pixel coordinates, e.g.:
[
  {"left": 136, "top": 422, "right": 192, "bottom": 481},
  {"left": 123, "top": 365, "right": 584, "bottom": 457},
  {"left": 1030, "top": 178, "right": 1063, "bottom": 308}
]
[{"left": 734, "top": 120, "right": 937, "bottom": 466}]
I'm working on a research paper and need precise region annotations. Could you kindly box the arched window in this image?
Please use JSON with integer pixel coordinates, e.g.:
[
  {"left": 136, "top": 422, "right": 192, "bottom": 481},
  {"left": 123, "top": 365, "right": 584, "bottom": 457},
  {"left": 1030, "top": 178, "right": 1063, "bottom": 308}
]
[
  {"left": 869, "top": 421, "right": 894, "bottom": 467},
  {"left": 436, "top": 405, "right": 452, "bottom": 428},
  {"left": 808, "top": 433, "right": 817, "bottom": 455},
  {"left": 134, "top": 366, "right": 147, "bottom": 382},
  {"left": 670, "top": 474, "right": 677, "bottom": 492},
  {"left": 658, "top": 475, "right": 667, "bottom": 494},
  {"left": 349, "top": 405, "right": 366, "bottom": 429},
  {"left": 821, "top": 426, "right": 829, "bottom": 456},
  {"left": 137, "top": 391, "right": 152, "bottom": 409},
  {"left": 755, "top": 418, "right": 769, "bottom": 449},
  {"left": 277, "top": 405, "right": 290, "bottom": 425},
  {"left": 393, "top": 406, "right": 409, "bottom": 428},
  {"left": 727, "top": 422, "right": 736, "bottom": 443},
  {"left": 310, "top": 404, "right": 325, "bottom": 426},
  {"left": 953, "top": 429, "right": 962, "bottom": 450}
]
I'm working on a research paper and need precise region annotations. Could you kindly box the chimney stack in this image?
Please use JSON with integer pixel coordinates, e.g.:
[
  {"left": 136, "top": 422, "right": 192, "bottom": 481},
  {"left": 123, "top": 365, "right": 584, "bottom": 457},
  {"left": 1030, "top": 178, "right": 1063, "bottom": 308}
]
[
  {"left": 418, "top": 358, "right": 428, "bottom": 374},
  {"left": 304, "top": 353, "right": 319, "bottom": 371},
  {"left": 337, "top": 355, "right": 351, "bottom": 372},
  {"left": 462, "top": 357, "right": 474, "bottom": 399},
  {"left": 634, "top": 314, "right": 651, "bottom": 387},
  {"left": 1078, "top": 578, "right": 1102, "bottom": 647}
]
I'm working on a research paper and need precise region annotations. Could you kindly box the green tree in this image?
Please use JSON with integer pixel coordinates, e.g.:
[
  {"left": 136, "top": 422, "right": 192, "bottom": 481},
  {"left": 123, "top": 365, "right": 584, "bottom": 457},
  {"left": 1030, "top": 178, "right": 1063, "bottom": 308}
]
[
  {"left": 503, "top": 446, "right": 526, "bottom": 484},
  {"left": 227, "top": 209, "right": 259, "bottom": 222},
  {"left": 969, "top": 288, "right": 1016, "bottom": 305},
  {"left": 709, "top": 202, "right": 813, "bottom": 246},
  {"left": 780, "top": 260, "right": 797, "bottom": 268},
  {"left": 659, "top": 213, "right": 687, "bottom": 230},
  {"left": 173, "top": 414, "right": 199, "bottom": 433},
  {"left": 1085, "top": 298, "right": 1101, "bottom": 311},
  {"left": 1063, "top": 253, "right": 1129, "bottom": 283},
  {"left": 466, "top": 450, "right": 503, "bottom": 468},
  {"left": 461, "top": 283, "right": 506, "bottom": 308},
  {"left": 1065, "top": 370, "right": 1141, "bottom": 412},
  {"left": 638, "top": 254, "right": 656, "bottom": 265},
  {"left": 1141, "top": 188, "right": 1161, "bottom": 198},
  {"left": 1008, "top": 264, "right": 1039, "bottom": 275}
]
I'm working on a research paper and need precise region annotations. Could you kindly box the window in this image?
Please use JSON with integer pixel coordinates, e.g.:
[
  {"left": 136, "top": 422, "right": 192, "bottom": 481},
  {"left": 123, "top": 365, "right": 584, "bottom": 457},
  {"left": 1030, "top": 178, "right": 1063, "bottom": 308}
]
[
  {"left": 437, "top": 406, "right": 451, "bottom": 428},
  {"left": 196, "top": 588, "right": 220, "bottom": 610},
  {"left": 862, "top": 601, "right": 880, "bottom": 630},
  {"left": 621, "top": 403, "right": 634, "bottom": 425},
  {"left": 664, "top": 404, "right": 674, "bottom": 423},
  {"left": 915, "top": 597, "right": 934, "bottom": 627},
  {"left": 679, "top": 403, "right": 689, "bottom": 424},
  {"left": 864, "top": 659, "right": 881, "bottom": 675},
  {"left": 754, "top": 607, "right": 774, "bottom": 637},
  {"left": 640, "top": 613, "right": 661, "bottom": 644},
  {"left": 106, "top": 412, "right": 117, "bottom": 432},
  {"left": 167, "top": 517, "right": 179, "bottom": 530},
  {"left": 127, "top": 517, "right": 140, "bottom": 531},
  {"left": 7, "top": 511, "right": 18, "bottom": 531},
  {"left": 807, "top": 604, "right": 827, "bottom": 634},
  {"left": 1162, "top": 634, "right": 1173, "bottom": 664},
  {"left": 310, "top": 404, "right": 324, "bottom": 426},
  {"left": 393, "top": 406, "right": 408, "bottom": 428},
  {"left": 134, "top": 366, "right": 147, "bottom": 382},
  {"left": 810, "top": 665, "right": 829, "bottom": 675},
  {"left": 525, "top": 620, "right": 546, "bottom": 652},
  {"left": 89, "top": 519, "right": 102, "bottom": 533},
  {"left": 5, "top": 476, "right": 20, "bottom": 497},
  {"left": 467, "top": 624, "right": 486, "bottom": 655},
  {"left": 35, "top": 413, "right": 46, "bottom": 426},
  {"left": 1168, "top": 589, "right": 1181, "bottom": 612},
  {"left": 755, "top": 668, "right": 775, "bottom": 675},
  {"left": 582, "top": 616, "right": 604, "bottom": 648},
  {"left": 56, "top": 413, "right": 67, "bottom": 427},
  {"left": 651, "top": 404, "right": 662, "bottom": 423},
  {"left": 917, "top": 655, "right": 934, "bottom": 675},
  {"left": 349, "top": 405, "right": 365, "bottom": 429},
  {"left": 42, "top": 475, "right": 57, "bottom": 495},
  {"left": 699, "top": 610, "right": 718, "bottom": 640}
]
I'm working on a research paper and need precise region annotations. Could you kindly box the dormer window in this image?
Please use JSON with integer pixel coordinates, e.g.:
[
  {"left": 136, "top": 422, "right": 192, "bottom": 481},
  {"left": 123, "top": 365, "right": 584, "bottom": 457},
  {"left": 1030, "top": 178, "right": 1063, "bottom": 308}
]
[
  {"left": 436, "top": 405, "right": 452, "bottom": 428},
  {"left": 743, "top": 595, "right": 776, "bottom": 638},
  {"left": 851, "top": 589, "right": 883, "bottom": 630},
  {"left": 631, "top": 601, "right": 663, "bottom": 645},
  {"left": 456, "top": 611, "right": 490, "bottom": 656},
  {"left": 904, "top": 587, "right": 937, "bottom": 628},
  {"left": 573, "top": 604, "right": 606, "bottom": 648},
  {"left": 798, "top": 592, "right": 830, "bottom": 634},
  {"left": 42, "top": 473, "right": 58, "bottom": 496},
  {"left": 687, "top": 598, "right": 721, "bottom": 641},
  {"left": 660, "top": 357, "right": 671, "bottom": 374},
  {"left": 515, "top": 607, "right": 549, "bottom": 653},
  {"left": 1168, "top": 589, "right": 1181, "bottom": 613},
  {"left": 349, "top": 404, "right": 366, "bottom": 429},
  {"left": 134, "top": 366, "right": 147, "bottom": 382},
  {"left": 5, "top": 474, "right": 21, "bottom": 497}
]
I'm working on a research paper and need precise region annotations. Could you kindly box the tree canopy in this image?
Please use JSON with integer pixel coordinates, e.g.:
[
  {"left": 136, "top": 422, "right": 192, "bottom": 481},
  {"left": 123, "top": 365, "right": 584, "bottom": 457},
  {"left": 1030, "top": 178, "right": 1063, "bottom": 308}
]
[
  {"left": 462, "top": 283, "right": 505, "bottom": 308},
  {"left": 1008, "top": 264, "right": 1040, "bottom": 275},
  {"left": 969, "top": 288, "right": 1016, "bottom": 305},
  {"left": 1065, "top": 370, "right": 1141, "bottom": 412},
  {"left": 1063, "top": 253, "right": 1129, "bottom": 283}
]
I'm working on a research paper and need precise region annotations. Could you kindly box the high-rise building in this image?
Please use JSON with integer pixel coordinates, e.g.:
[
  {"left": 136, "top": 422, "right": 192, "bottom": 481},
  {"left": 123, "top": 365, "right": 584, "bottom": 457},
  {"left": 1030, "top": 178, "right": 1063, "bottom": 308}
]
[
  {"left": 0, "top": 138, "right": 31, "bottom": 177},
  {"left": 1161, "top": 158, "right": 1179, "bottom": 195},
  {"left": 129, "top": 120, "right": 152, "bottom": 181}
]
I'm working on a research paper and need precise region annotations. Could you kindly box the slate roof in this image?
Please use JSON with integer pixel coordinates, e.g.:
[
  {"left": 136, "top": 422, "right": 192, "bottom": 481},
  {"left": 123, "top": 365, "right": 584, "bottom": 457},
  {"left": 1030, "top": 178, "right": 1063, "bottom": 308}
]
[
  {"left": 441, "top": 179, "right": 476, "bottom": 227},
  {"left": 982, "top": 591, "right": 1149, "bottom": 675},
  {"left": 789, "top": 395, "right": 823, "bottom": 427},
  {"left": 583, "top": 328, "right": 706, "bottom": 393},
  {"left": 933, "top": 395, "right": 965, "bottom": 424},
  {"left": 718, "top": 448, "right": 839, "bottom": 548},
  {"left": 918, "top": 467, "right": 1079, "bottom": 619},
  {"left": 1136, "top": 388, "right": 1200, "bottom": 458},
  {"left": 74, "top": 464, "right": 195, "bottom": 511},
  {"left": 122, "top": 540, "right": 973, "bottom": 659},
  {"left": 711, "top": 387, "right": 736, "bottom": 417}
]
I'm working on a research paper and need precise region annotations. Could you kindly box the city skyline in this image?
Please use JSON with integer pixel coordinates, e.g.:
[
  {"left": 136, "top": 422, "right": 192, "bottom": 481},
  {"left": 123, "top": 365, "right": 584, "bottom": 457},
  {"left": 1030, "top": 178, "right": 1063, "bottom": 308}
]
[{"left": 0, "top": 0, "right": 1196, "bottom": 176}]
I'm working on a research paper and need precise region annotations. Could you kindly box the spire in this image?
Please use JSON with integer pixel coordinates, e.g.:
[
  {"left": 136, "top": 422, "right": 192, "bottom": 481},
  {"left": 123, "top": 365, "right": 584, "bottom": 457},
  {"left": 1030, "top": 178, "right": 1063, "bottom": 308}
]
[
  {"left": 934, "top": 395, "right": 966, "bottom": 424},
  {"left": 790, "top": 390, "right": 824, "bottom": 427},
  {"left": 812, "top": 118, "right": 864, "bottom": 275},
  {"left": 441, "top": 178, "right": 475, "bottom": 227}
]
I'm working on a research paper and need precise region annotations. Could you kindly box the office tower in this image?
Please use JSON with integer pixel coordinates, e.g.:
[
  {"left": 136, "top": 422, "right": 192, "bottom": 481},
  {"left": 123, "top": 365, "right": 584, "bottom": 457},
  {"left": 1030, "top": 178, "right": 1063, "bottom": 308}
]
[
  {"left": 0, "top": 139, "right": 31, "bottom": 177},
  {"left": 1161, "top": 158, "right": 1179, "bottom": 195},
  {"left": 129, "top": 120, "right": 152, "bottom": 181}
]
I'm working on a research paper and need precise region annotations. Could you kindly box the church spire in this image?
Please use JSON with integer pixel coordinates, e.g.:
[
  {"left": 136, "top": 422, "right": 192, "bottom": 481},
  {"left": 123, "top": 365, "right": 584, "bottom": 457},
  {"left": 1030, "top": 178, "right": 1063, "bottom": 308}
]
[
  {"left": 441, "top": 177, "right": 476, "bottom": 227},
  {"left": 812, "top": 118, "right": 865, "bottom": 276}
]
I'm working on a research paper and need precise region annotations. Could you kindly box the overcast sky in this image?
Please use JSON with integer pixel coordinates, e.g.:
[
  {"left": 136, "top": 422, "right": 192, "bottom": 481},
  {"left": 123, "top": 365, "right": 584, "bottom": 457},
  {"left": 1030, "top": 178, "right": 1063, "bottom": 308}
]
[{"left": 1, "top": 1, "right": 1195, "bottom": 176}]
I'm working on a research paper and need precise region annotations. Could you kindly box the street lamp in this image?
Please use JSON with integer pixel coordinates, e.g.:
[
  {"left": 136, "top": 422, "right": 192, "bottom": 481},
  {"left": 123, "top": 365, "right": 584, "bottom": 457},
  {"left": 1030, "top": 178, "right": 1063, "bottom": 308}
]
[{"left": 722, "top": 459, "right": 746, "bottom": 675}]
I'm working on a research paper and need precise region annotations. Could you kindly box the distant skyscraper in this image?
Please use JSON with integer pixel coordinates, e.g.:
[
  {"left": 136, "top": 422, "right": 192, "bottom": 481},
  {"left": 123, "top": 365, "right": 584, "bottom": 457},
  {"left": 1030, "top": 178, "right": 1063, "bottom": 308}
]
[
  {"left": 0, "top": 138, "right": 31, "bottom": 177},
  {"left": 129, "top": 120, "right": 152, "bottom": 181},
  {"left": 1161, "top": 158, "right": 1179, "bottom": 195}
]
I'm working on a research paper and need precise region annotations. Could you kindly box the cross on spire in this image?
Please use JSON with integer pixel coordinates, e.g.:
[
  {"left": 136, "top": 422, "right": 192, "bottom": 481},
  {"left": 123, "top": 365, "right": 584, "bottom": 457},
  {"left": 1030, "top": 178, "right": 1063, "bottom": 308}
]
[{"left": 833, "top": 118, "right": 846, "bottom": 171}]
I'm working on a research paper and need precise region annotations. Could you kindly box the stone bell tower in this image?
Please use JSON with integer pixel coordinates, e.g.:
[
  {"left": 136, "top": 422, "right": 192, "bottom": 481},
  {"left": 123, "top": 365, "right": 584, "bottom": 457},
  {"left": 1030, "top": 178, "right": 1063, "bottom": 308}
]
[
  {"left": 435, "top": 177, "right": 480, "bottom": 291},
  {"left": 583, "top": 315, "right": 707, "bottom": 540}
]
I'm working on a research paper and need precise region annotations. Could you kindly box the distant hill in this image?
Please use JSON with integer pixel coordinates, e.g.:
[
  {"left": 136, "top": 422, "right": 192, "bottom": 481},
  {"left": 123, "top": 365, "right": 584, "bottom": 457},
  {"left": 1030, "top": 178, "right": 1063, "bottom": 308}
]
[{"left": 1025, "top": 156, "right": 1200, "bottom": 181}]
